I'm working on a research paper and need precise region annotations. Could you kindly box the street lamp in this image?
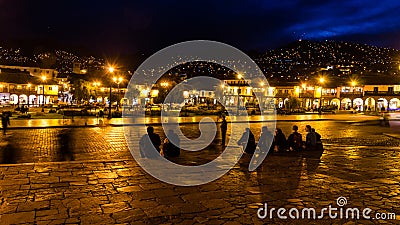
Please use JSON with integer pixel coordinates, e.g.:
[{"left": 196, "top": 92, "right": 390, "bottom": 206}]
[
  {"left": 351, "top": 80, "right": 357, "bottom": 108},
  {"left": 108, "top": 66, "right": 114, "bottom": 119},
  {"left": 41, "top": 75, "right": 46, "bottom": 112},
  {"left": 27, "top": 83, "right": 31, "bottom": 107},
  {"left": 318, "top": 77, "right": 325, "bottom": 109},
  {"left": 93, "top": 81, "right": 101, "bottom": 103},
  {"left": 113, "top": 77, "right": 123, "bottom": 111}
]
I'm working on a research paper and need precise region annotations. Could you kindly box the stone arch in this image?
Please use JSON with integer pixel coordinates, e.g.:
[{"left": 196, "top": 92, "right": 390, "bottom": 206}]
[
  {"left": 19, "top": 94, "right": 28, "bottom": 104},
  {"left": 353, "top": 98, "right": 363, "bottom": 111},
  {"left": 389, "top": 98, "right": 400, "bottom": 110},
  {"left": 377, "top": 98, "right": 388, "bottom": 111},
  {"left": 365, "top": 97, "right": 376, "bottom": 111},
  {"left": 10, "top": 94, "right": 18, "bottom": 104},
  {"left": 331, "top": 98, "right": 340, "bottom": 106},
  {"left": 341, "top": 98, "right": 352, "bottom": 110}
]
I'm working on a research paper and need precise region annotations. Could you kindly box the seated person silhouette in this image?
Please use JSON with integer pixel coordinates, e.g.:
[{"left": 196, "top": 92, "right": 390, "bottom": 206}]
[
  {"left": 163, "top": 129, "right": 181, "bottom": 158},
  {"left": 139, "top": 126, "right": 161, "bottom": 158},
  {"left": 237, "top": 128, "right": 256, "bottom": 154}
]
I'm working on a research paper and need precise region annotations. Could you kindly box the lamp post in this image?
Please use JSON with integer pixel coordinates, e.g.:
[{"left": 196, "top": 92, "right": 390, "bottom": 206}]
[
  {"left": 318, "top": 77, "right": 325, "bottom": 110},
  {"left": 41, "top": 75, "right": 46, "bottom": 112},
  {"left": 351, "top": 80, "right": 357, "bottom": 109},
  {"left": 27, "top": 83, "right": 31, "bottom": 107},
  {"left": 113, "top": 77, "right": 123, "bottom": 111},
  {"left": 108, "top": 66, "right": 114, "bottom": 119}
]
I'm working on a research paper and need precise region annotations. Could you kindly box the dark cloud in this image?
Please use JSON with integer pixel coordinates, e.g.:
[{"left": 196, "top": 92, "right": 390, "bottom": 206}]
[{"left": 0, "top": 0, "right": 399, "bottom": 54}]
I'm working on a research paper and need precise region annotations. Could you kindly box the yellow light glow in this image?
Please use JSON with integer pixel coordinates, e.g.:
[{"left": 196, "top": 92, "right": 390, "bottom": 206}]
[
  {"left": 237, "top": 73, "right": 243, "bottom": 79},
  {"left": 301, "top": 83, "right": 307, "bottom": 89},
  {"left": 118, "top": 77, "right": 123, "bottom": 83},
  {"left": 221, "top": 84, "right": 225, "bottom": 89},
  {"left": 260, "top": 82, "right": 265, "bottom": 86},
  {"left": 113, "top": 77, "right": 117, "bottom": 82},
  {"left": 28, "top": 83, "right": 32, "bottom": 88},
  {"left": 108, "top": 67, "right": 115, "bottom": 73},
  {"left": 351, "top": 81, "right": 357, "bottom": 87},
  {"left": 161, "top": 82, "right": 169, "bottom": 87},
  {"left": 319, "top": 77, "right": 325, "bottom": 84},
  {"left": 183, "top": 91, "right": 189, "bottom": 98},
  {"left": 41, "top": 75, "right": 47, "bottom": 81}
]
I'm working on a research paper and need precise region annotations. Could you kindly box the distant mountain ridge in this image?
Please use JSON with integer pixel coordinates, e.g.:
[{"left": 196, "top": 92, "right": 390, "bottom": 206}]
[{"left": 0, "top": 40, "right": 399, "bottom": 82}]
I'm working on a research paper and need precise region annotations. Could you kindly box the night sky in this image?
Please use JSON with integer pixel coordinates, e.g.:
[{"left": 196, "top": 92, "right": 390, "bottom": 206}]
[{"left": 1, "top": 0, "right": 400, "bottom": 55}]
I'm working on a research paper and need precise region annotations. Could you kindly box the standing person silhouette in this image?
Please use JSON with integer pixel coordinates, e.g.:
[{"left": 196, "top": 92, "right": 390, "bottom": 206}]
[
  {"left": 1, "top": 112, "right": 10, "bottom": 136},
  {"left": 220, "top": 116, "right": 227, "bottom": 146}
]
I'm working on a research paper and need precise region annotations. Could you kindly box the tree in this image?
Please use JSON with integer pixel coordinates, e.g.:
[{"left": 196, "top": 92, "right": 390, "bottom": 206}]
[
  {"left": 71, "top": 80, "right": 90, "bottom": 104},
  {"left": 285, "top": 96, "right": 301, "bottom": 112}
]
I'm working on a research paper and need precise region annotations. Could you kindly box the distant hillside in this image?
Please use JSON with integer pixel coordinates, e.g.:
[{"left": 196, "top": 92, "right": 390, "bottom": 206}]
[
  {"left": 255, "top": 40, "right": 400, "bottom": 83},
  {"left": 1, "top": 40, "right": 399, "bottom": 84}
]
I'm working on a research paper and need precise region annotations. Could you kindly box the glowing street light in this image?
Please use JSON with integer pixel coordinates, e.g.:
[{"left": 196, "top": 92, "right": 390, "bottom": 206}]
[
  {"left": 41, "top": 76, "right": 47, "bottom": 111},
  {"left": 113, "top": 77, "right": 124, "bottom": 111},
  {"left": 351, "top": 80, "right": 357, "bottom": 87},
  {"left": 27, "top": 83, "right": 31, "bottom": 107},
  {"left": 237, "top": 73, "right": 243, "bottom": 79},
  {"left": 108, "top": 67, "right": 115, "bottom": 119},
  {"left": 318, "top": 77, "right": 325, "bottom": 110}
]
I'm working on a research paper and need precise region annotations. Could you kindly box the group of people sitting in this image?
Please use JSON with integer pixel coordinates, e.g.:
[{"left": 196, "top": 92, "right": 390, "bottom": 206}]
[
  {"left": 139, "top": 124, "right": 323, "bottom": 159},
  {"left": 139, "top": 126, "right": 181, "bottom": 159},
  {"left": 237, "top": 125, "right": 323, "bottom": 154}
]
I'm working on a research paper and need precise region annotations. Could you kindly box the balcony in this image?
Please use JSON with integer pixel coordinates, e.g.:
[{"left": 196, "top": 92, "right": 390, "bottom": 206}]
[
  {"left": 322, "top": 92, "right": 338, "bottom": 98},
  {"left": 364, "top": 91, "right": 400, "bottom": 96},
  {"left": 274, "top": 92, "right": 290, "bottom": 98},
  {"left": 340, "top": 92, "right": 363, "bottom": 98},
  {"left": 299, "top": 92, "right": 314, "bottom": 98}
]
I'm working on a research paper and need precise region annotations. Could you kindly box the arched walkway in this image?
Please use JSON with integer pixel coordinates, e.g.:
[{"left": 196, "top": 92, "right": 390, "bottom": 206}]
[
  {"left": 10, "top": 94, "right": 18, "bottom": 105},
  {"left": 341, "top": 98, "right": 352, "bottom": 110},
  {"left": 365, "top": 97, "right": 376, "bottom": 111},
  {"left": 19, "top": 94, "right": 28, "bottom": 104},
  {"left": 389, "top": 98, "right": 400, "bottom": 110},
  {"left": 377, "top": 98, "right": 388, "bottom": 111},
  {"left": 353, "top": 98, "right": 363, "bottom": 111},
  {"left": 331, "top": 98, "right": 340, "bottom": 106}
]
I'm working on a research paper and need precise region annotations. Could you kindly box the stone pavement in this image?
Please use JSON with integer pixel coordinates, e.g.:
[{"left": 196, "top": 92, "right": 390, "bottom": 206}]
[{"left": 0, "top": 121, "right": 400, "bottom": 224}]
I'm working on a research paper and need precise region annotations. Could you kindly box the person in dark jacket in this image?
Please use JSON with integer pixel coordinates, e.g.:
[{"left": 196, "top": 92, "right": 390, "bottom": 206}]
[
  {"left": 237, "top": 128, "right": 256, "bottom": 154},
  {"left": 273, "top": 128, "right": 287, "bottom": 152},
  {"left": 220, "top": 116, "right": 227, "bottom": 146},
  {"left": 163, "top": 129, "right": 181, "bottom": 158},
  {"left": 258, "top": 126, "right": 274, "bottom": 154},
  {"left": 312, "top": 128, "right": 323, "bottom": 151},
  {"left": 287, "top": 125, "right": 303, "bottom": 151},
  {"left": 139, "top": 126, "right": 161, "bottom": 158},
  {"left": 1, "top": 112, "right": 10, "bottom": 136},
  {"left": 305, "top": 125, "right": 317, "bottom": 151}
]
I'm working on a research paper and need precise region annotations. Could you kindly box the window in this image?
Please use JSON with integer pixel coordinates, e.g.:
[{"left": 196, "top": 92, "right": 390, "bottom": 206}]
[
  {"left": 374, "top": 87, "right": 378, "bottom": 93},
  {"left": 388, "top": 87, "right": 394, "bottom": 93}
]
